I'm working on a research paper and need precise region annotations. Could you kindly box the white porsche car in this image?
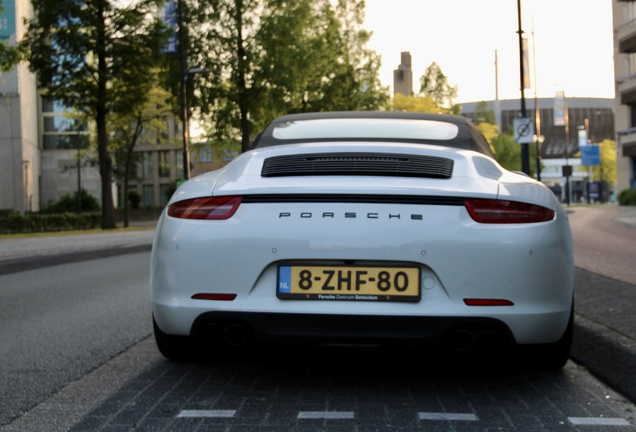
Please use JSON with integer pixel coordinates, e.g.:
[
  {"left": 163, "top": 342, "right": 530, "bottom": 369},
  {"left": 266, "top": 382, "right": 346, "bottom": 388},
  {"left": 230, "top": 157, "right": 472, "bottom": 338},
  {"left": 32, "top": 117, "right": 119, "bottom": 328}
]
[{"left": 150, "top": 112, "right": 573, "bottom": 369}]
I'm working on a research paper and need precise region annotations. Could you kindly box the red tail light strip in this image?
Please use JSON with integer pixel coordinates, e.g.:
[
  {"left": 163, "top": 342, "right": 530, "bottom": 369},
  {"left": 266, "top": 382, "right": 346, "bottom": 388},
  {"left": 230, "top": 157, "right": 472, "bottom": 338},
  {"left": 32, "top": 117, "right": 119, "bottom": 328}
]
[
  {"left": 464, "top": 299, "right": 514, "bottom": 306},
  {"left": 192, "top": 293, "right": 237, "bottom": 301},
  {"left": 168, "top": 196, "right": 243, "bottom": 220},
  {"left": 464, "top": 199, "right": 554, "bottom": 224}
]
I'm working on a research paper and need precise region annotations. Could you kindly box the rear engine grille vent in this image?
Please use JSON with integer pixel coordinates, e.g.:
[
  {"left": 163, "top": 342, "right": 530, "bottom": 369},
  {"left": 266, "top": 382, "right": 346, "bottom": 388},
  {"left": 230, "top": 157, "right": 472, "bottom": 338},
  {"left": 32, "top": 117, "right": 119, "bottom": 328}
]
[{"left": 261, "top": 152, "right": 454, "bottom": 179}]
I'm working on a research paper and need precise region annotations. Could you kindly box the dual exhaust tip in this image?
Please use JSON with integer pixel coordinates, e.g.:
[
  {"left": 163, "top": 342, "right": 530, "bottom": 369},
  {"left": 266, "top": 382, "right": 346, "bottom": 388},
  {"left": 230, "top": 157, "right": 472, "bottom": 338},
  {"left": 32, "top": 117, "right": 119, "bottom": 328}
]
[
  {"left": 199, "top": 322, "right": 249, "bottom": 346},
  {"left": 198, "top": 322, "right": 502, "bottom": 351},
  {"left": 449, "top": 329, "right": 502, "bottom": 352}
]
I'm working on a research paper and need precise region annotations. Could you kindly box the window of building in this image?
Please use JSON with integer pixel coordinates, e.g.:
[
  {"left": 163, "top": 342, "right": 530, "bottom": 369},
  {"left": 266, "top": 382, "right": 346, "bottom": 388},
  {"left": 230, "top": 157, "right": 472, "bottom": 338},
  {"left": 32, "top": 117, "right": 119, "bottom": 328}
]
[
  {"left": 41, "top": 98, "right": 89, "bottom": 150},
  {"left": 159, "top": 151, "right": 171, "bottom": 177},
  {"left": 176, "top": 150, "right": 184, "bottom": 178},
  {"left": 199, "top": 146, "right": 212, "bottom": 162},
  {"left": 143, "top": 152, "right": 154, "bottom": 177},
  {"left": 143, "top": 185, "right": 154, "bottom": 207}
]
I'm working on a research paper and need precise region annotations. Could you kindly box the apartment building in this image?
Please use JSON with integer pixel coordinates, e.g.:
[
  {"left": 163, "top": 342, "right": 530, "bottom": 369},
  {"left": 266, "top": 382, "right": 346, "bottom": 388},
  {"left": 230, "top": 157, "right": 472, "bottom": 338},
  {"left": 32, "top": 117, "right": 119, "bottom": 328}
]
[{"left": 614, "top": 0, "right": 636, "bottom": 191}]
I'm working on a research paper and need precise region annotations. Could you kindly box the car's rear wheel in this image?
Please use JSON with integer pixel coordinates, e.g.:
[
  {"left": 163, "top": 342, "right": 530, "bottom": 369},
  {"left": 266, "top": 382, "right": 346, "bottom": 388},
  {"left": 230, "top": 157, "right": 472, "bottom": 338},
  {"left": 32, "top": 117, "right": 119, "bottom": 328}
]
[
  {"left": 521, "top": 302, "right": 574, "bottom": 371},
  {"left": 153, "top": 316, "right": 197, "bottom": 362}
]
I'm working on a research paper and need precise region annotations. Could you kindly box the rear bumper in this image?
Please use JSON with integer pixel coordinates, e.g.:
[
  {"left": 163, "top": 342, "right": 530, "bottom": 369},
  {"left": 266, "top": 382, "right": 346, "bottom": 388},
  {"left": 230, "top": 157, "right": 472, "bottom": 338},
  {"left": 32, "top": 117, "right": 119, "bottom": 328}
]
[{"left": 185, "top": 311, "right": 516, "bottom": 348}]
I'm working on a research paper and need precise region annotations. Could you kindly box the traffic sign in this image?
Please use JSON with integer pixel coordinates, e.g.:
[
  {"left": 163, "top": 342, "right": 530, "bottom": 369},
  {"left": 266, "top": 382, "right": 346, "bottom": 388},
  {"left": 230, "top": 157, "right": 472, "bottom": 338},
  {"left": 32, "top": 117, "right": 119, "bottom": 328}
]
[
  {"left": 513, "top": 118, "right": 535, "bottom": 144},
  {"left": 581, "top": 145, "right": 600, "bottom": 166}
]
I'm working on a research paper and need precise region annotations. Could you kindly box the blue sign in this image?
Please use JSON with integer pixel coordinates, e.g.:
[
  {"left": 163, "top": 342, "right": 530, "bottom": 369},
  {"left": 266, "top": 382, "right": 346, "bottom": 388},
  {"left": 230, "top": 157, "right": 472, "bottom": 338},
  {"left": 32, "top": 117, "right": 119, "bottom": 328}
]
[
  {"left": 581, "top": 146, "right": 600, "bottom": 166},
  {"left": 0, "top": 0, "right": 16, "bottom": 42}
]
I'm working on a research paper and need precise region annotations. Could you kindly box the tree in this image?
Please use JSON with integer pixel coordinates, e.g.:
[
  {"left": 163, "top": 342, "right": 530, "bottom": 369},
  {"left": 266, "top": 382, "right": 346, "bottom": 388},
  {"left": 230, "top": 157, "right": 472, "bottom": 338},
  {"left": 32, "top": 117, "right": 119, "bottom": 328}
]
[
  {"left": 418, "top": 62, "right": 459, "bottom": 114},
  {"left": 186, "top": 0, "right": 388, "bottom": 154},
  {"left": 108, "top": 81, "right": 173, "bottom": 227},
  {"left": 491, "top": 131, "right": 537, "bottom": 177},
  {"left": 23, "top": 0, "right": 169, "bottom": 228},
  {"left": 393, "top": 93, "right": 448, "bottom": 114},
  {"left": 592, "top": 139, "right": 617, "bottom": 186},
  {"left": 473, "top": 101, "right": 496, "bottom": 126},
  {"left": 476, "top": 122, "right": 497, "bottom": 154}
]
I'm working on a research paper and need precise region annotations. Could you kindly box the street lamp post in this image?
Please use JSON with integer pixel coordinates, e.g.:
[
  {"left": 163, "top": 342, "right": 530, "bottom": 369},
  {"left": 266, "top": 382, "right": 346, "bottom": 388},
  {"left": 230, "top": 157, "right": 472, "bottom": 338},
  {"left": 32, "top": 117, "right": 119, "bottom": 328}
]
[{"left": 516, "top": 0, "right": 530, "bottom": 175}]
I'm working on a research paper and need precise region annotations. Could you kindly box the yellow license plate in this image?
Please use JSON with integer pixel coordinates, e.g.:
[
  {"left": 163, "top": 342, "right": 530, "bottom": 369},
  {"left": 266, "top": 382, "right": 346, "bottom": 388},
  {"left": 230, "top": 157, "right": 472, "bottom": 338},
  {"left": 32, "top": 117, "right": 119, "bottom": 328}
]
[{"left": 277, "top": 265, "right": 420, "bottom": 302}]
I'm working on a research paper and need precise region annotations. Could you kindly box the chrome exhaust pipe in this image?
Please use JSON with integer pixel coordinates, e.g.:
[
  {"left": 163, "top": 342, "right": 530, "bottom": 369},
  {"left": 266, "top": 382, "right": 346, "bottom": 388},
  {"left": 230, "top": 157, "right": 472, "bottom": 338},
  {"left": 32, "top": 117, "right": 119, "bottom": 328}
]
[
  {"left": 224, "top": 324, "right": 248, "bottom": 346},
  {"left": 450, "top": 329, "right": 474, "bottom": 352},
  {"left": 475, "top": 330, "right": 499, "bottom": 352},
  {"left": 200, "top": 323, "right": 223, "bottom": 345}
]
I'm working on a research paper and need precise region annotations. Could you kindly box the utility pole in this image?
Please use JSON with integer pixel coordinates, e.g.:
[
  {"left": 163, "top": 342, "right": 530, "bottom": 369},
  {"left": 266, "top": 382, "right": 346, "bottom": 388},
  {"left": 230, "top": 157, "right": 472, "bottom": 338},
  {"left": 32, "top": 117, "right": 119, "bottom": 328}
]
[
  {"left": 564, "top": 95, "right": 571, "bottom": 205},
  {"left": 516, "top": 0, "right": 530, "bottom": 175},
  {"left": 77, "top": 129, "right": 82, "bottom": 212},
  {"left": 532, "top": 16, "right": 542, "bottom": 182},
  {"left": 177, "top": 0, "right": 191, "bottom": 180}
]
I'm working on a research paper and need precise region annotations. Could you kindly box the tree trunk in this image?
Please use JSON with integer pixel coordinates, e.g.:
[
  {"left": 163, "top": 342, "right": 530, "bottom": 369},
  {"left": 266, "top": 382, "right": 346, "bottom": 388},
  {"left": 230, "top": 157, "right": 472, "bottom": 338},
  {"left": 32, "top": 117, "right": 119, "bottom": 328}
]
[
  {"left": 235, "top": 0, "right": 250, "bottom": 153},
  {"left": 97, "top": 1, "right": 115, "bottom": 229},
  {"left": 122, "top": 121, "right": 141, "bottom": 228}
]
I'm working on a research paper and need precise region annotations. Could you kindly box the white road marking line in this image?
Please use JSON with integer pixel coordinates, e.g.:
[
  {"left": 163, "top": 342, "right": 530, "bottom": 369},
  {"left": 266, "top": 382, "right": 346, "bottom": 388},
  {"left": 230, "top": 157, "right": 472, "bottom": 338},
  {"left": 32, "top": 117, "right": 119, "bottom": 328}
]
[
  {"left": 419, "top": 412, "right": 479, "bottom": 421},
  {"left": 298, "top": 411, "right": 355, "bottom": 419},
  {"left": 568, "top": 417, "right": 631, "bottom": 426},
  {"left": 177, "top": 410, "right": 236, "bottom": 418}
]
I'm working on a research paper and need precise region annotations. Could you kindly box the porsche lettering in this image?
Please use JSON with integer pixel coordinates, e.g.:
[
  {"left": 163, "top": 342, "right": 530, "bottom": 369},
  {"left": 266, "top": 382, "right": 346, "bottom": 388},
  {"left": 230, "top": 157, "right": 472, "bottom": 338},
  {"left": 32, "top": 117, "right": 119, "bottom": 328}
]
[{"left": 278, "top": 212, "right": 422, "bottom": 219}]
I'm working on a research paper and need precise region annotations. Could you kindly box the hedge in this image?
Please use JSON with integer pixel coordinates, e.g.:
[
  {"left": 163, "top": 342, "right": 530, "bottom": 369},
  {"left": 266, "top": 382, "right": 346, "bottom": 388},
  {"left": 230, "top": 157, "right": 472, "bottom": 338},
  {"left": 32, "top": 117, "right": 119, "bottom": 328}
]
[
  {"left": 0, "top": 211, "right": 101, "bottom": 234},
  {"left": 618, "top": 189, "right": 636, "bottom": 206}
]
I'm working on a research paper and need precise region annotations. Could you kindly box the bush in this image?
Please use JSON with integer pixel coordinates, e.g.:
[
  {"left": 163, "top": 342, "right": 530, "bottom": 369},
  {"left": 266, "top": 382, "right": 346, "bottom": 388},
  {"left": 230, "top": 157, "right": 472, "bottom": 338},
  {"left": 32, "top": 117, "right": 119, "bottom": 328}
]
[
  {"left": 45, "top": 189, "right": 101, "bottom": 213},
  {"left": 618, "top": 189, "right": 636, "bottom": 206},
  {"left": 0, "top": 211, "right": 101, "bottom": 234},
  {"left": 128, "top": 190, "right": 142, "bottom": 210}
]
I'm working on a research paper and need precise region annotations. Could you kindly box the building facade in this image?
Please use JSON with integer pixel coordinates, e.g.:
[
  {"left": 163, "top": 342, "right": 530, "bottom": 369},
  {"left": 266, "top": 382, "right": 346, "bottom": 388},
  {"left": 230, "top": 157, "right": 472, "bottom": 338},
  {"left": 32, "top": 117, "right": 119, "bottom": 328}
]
[
  {"left": 0, "top": 0, "right": 40, "bottom": 213},
  {"left": 613, "top": 0, "right": 636, "bottom": 191},
  {"left": 393, "top": 52, "right": 413, "bottom": 97}
]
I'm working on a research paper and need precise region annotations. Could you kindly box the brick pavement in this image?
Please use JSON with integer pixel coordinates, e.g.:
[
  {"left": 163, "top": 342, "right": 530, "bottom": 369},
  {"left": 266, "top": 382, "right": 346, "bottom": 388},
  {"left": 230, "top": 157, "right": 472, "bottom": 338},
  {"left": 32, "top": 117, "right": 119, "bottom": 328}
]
[{"left": 65, "top": 346, "right": 636, "bottom": 432}]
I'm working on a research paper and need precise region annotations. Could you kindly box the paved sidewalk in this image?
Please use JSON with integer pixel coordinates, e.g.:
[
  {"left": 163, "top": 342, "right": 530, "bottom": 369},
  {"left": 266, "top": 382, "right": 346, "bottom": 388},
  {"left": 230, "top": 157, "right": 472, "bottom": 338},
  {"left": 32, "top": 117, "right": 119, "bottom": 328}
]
[
  {"left": 616, "top": 205, "right": 636, "bottom": 228},
  {"left": 0, "top": 228, "right": 155, "bottom": 262},
  {"left": 568, "top": 204, "right": 636, "bottom": 403}
]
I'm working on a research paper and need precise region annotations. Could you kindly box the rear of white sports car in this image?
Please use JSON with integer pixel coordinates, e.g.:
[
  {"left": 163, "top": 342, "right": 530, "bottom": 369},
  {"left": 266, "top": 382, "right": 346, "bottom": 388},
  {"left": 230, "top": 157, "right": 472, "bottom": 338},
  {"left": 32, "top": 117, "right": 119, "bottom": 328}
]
[{"left": 150, "top": 113, "right": 574, "bottom": 368}]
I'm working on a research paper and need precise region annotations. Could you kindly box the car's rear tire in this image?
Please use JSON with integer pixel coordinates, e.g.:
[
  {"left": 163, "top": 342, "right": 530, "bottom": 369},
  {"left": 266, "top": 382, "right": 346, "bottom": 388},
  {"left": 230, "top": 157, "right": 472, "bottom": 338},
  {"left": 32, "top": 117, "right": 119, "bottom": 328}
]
[
  {"left": 153, "top": 316, "right": 197, "bottom": 362},
  {"left": 521, "top": 302, "right": 573, "bottom": 371}
]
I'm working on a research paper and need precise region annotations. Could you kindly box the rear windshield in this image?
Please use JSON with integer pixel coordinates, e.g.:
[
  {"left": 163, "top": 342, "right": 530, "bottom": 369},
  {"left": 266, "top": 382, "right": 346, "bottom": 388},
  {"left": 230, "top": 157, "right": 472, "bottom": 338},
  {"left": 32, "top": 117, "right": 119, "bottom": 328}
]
[{"left": 272, "top": 119, "right": 459, "bottom": 141}]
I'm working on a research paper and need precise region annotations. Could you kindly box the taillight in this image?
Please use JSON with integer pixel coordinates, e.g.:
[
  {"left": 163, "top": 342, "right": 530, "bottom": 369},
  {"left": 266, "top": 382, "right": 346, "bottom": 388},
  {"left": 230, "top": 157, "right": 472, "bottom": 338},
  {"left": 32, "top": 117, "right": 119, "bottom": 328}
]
[
  {"left": 192, "top": 293, "right": 237, "bottom": 301},
  {"left": 464, "top": 199, "right": 554, "bottom": 224},
  {"left": 464, "top": 299, "right": 514, "bottom": 306},
  {"left": 167, "top": 196, "right": 242, "bottom": 220}
]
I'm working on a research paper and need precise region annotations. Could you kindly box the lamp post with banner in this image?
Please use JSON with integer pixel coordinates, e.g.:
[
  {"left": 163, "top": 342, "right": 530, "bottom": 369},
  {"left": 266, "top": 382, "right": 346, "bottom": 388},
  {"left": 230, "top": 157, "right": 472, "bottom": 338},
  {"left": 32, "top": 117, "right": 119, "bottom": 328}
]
[
  {"left": 554, "top": 90, "right": 571, "bottom": 205},
  {"left": 516, "top": 0, "right": 531, "bottom": 175}
]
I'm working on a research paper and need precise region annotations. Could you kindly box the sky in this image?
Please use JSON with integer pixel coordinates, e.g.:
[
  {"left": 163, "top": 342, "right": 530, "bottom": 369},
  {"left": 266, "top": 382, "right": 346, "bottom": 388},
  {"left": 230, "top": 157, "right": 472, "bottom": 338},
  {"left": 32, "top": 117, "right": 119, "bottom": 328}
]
[{"left": 363, "top": 0, "right": 615, "bottom": 104}]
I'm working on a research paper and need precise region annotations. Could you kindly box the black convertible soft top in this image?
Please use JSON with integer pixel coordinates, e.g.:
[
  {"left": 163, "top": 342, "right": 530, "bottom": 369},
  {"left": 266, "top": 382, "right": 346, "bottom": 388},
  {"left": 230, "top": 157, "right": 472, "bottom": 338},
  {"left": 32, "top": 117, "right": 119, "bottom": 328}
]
[{"left": 251, "top": 111, "right": 494, "bottom": 157}]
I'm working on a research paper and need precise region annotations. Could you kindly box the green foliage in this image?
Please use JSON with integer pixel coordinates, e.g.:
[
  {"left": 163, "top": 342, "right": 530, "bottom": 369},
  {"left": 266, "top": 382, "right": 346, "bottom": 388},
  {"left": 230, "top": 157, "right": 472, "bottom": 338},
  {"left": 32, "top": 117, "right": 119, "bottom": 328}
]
[
  {"left": 22, "top": 0, "right": 170, "bottom": 228},
  {"left": 128, "top": 190, "right": 142, "bottom": 210},
  {"left": 473, "top": 101, "right": 496, "bottom": 125},
  {"left": 0, "top": 211, "right": 101, "bottom": 234},
  {"left": 163, "top": 183, "right": 177, "bottom": 202},
  {"left": 618, "top": 189, "right": 636, "bottom": 206},
  {"left": 393, "top": 93, "right": 449, "bottom": 114},
  {"left": 45, "top": 189, "right": 101, "bottom": 213},
  {"left": 418, "top": 62, "right": 459, "bottom": 114},
  {"left": 476, "top": 122, "right": 498, "bottom": 154},
  {"left": 185, "top": 0, "right": 389, "bottom": 153},
  {"left": 592, "top": 139, "right": 617, "bottom": 186},
  {"left": 490, "top": 131, "right": 538, "bottom": 177}
]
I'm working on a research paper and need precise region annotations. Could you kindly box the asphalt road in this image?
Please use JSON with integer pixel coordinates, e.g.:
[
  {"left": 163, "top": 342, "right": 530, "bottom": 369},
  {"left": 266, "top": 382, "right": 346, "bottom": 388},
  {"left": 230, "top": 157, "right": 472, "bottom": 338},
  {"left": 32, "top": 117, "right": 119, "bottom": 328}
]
[{"left": 0, "top": 252, "right": 153, "bottom": 426}]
